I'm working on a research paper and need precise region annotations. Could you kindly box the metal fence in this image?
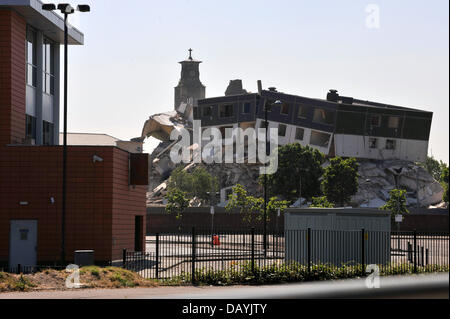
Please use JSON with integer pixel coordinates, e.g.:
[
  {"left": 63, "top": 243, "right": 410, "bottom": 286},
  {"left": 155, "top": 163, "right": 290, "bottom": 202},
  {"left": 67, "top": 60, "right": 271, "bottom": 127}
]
[{"left": 123, "top": 228, "right": 449, "bottom": 282}]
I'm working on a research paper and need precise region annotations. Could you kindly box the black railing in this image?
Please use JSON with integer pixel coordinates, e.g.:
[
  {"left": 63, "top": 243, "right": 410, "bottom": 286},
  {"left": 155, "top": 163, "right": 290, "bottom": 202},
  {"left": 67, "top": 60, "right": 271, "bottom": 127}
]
[{"left": 123, "top": 228, "right": 449, "bottom": 281}]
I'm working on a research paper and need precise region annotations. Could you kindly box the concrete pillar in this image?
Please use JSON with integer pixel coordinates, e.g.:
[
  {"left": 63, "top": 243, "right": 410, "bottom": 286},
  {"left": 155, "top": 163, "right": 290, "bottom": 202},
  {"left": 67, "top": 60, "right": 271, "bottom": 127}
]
[{"left": 35, "top": 31, "right": 44, "bottom": 145}]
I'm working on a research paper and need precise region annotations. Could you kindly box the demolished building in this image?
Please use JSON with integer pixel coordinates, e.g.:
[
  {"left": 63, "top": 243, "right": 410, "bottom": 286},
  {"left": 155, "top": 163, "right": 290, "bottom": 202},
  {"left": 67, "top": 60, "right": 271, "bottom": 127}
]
[{"left": 141, "top": 50, "right": 444, "bottom": 208}]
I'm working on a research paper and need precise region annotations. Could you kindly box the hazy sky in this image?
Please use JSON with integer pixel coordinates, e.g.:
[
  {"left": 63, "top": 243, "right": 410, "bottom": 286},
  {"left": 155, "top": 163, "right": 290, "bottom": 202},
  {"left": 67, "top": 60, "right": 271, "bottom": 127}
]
[{"left": 64, "top": 0, "right": 449, "bottom": 163}]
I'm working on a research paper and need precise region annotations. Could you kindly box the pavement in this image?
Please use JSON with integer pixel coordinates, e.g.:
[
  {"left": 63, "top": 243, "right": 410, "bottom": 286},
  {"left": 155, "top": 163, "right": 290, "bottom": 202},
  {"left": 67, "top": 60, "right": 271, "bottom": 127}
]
[{"left": 0, "top": 273, "right": 448, "bottom": 299}]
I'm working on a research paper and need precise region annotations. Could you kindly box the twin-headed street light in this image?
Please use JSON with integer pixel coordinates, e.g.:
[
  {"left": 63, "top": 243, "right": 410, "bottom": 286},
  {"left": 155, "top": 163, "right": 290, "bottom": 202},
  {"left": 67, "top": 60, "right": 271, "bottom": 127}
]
[{"left": 42, "top": 2, "right": 90, "bottom": 265}]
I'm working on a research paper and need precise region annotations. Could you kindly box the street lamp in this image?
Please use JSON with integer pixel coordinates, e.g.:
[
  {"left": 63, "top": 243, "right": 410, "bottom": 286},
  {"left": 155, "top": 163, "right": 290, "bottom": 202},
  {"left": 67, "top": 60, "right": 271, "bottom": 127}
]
[
  {"left": 262, "top": 99, "right": 282, "bottom": 256},
  {"left": 42, "top": 3, "right": 90, "bottom": 266}
]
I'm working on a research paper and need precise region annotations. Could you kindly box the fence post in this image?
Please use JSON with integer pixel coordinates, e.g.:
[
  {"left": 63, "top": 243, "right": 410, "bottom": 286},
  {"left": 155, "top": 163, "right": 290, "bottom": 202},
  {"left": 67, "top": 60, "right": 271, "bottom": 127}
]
[
  {"left": 413, "top": 230, "right": 417, "bottom": 273},
  {"left": 192, "top": 227, "right": 196, "bottom": 285},
  {"left": 17, "top": 264, "right": 21, "bottom": 275},
  {"left": 155, "top": 233, "right": 159, "bottom": 279},
  {"left": 425, "top": 248, "right": 429, "bottom": 266},
  {"left": 251, "top": 227, "right": 255, "bottom": 274},
  {"left": 361, "top": 228, "right": 365, "bottom": 277},
  {"left": 307, "top": 228, "right": 311, "bottom": 274},
  {"left": 407, "top": 242, "right": 412, "bottom": 262},
  {"left": 420, "top": 246, "right": 424, "bottom": 267},
  {"left": 122, "top": 249, "right": 126, "bottom": 269}
]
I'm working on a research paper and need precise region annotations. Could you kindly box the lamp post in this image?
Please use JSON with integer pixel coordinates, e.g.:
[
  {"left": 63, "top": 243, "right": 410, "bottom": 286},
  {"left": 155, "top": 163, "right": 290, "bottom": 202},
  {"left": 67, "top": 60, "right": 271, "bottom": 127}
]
[
  {"left": 42, "top": 3, "right": 90, "bottom": 265},
  {"left": 263, "top": 99, "right": 282, "bottom": 256}
]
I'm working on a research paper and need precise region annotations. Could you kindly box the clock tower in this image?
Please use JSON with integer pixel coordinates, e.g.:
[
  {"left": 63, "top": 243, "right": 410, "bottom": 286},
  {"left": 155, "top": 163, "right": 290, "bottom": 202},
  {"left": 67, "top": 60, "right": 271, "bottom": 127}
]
[{"left": 174, "top": 49, "right": 206, "bottom": 110}]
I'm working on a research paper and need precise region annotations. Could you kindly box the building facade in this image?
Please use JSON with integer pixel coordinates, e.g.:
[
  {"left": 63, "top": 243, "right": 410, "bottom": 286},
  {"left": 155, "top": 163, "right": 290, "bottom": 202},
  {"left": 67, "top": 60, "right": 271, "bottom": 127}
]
[
  {"left": 194, "top": 85, "right": 432, "bottom": 162},
  {"left": 0, "top": 1, "right": 148, "bottom": 268}
]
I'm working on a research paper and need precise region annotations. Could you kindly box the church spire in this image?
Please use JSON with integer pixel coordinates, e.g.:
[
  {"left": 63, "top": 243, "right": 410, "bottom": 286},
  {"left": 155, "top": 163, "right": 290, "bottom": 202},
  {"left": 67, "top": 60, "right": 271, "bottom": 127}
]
[{"left": 188, "top": 48, "right": 193, "bottom": 60}]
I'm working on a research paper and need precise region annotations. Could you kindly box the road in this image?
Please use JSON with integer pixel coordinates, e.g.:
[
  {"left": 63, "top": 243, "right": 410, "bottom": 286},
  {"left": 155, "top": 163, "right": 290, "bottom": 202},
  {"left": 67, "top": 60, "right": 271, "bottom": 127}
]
[{"left": 0, "top": 273, "right": 447, "bottom": 299}]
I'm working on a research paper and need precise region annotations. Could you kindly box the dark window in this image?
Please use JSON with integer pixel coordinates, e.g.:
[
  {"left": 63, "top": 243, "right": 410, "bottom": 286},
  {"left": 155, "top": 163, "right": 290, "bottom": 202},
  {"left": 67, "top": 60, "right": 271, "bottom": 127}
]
[
  {"left": 242, "top": 102, "right": 251, "bottom": 114},
  {"left": 313, "top": 108, "right": 335, "bottom": 125},
  {"left": 25, "top": 115, "right": 36, "bottom": 140},
  {"left": 280, "top": 103, "right": 290, "bottom": 115},
  {"left": 297, "top": 105, "right": 308, "bottom": 118},
  {"left": 43, "top": 38, "right": 55, "bottom": 95},
  {"left": 193, "top": 107, "right": 198, "bottom": 118},
  {"left": 370, "top": 115, "right": 381, "bottom": 127},
  {"left": 219, "top": 104, "right": 234, "bottom": 118},
  {"left": 369, "top": 137, "right": 378, "bottom": 149},
  {"left": 310, "top": 130, "right": 331, "bottom": 147},
  {"left": 43, "top": 121, "right": 54, "bottom": 145},
  {"left": 386, "top": 139, "right": 396, "bottom": 150},
  {"left": 278, "top": 124, "right": 287, "bottom": 137},
  {"left": 265, "top": 100, "right": 274, "bottom": 112},
  {"left": 295, "top": 127, "right": 304, "bottom": 140},
  {"left": 202, "top": 106, "right": 212, "bottom": 117},
  {"left": 26, "top": 26, "right": 37, "bottom": 87}
]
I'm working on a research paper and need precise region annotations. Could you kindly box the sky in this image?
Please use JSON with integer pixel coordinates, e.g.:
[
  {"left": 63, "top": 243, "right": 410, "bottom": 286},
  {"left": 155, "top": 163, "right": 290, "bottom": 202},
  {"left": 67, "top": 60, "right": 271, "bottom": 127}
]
[{"left": 63, "top": 0, "right": 449, "bottom": 163}]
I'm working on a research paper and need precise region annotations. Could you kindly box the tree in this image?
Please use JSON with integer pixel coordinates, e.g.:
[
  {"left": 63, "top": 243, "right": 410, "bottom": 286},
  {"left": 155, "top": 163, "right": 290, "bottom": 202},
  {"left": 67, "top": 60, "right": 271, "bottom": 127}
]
[
  {"left": 165, "top": 188, "right": 190, "bottom": 220},
  {"left": 441, "top": 166, "right": 449, "bottom": 203},
  {"left": 167, "top": 165, "right": 218, "bottom": 205},
  {"left": 322, "top": 157, "right": 359, "bottom": 207},
  {"left": 309, "top": 196, "right": 334, "bottom": 208},
  {"left": 381, "top": 189, "right": 409, "bottom": 218},
  {"left": 261, "top": 143, "right": 325, "bottom": 201},
  {"left": 420, "top": 156, "right": 448, "bottom": 182},
  {"left": 225, "top": 184, "right": 290, "bottom": 226}
]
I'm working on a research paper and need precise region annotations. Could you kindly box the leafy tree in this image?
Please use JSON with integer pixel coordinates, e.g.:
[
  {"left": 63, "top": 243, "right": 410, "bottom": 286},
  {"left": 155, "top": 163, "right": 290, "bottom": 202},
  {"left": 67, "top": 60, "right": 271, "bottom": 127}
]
[
  {"left": 167, "top": 166, "right": 218, "bottom": 205},
  {"left": 225, "top": 184, "right": 290, "bottom": 225},
  {"left": 420, "top": 156, "right": 448, "bottom": 182},
  {"left": 441, "top": 166, "right": 449, "bottom": 202},
  {"left": 322, "top": 157, "right": 359, "bottom": 207},
  {"left": 381, "top": 189, "right": 409, "bottom": 218},
  {"left": 309, "top": 196, "right": 334, "bottom": 208},
  {"left": 260, "top": 143, "right": 325, "bottom": 201},
  {"left": 225, "top": 184, "right": 261, "bottom": 225},
  {"left": 165, "top": 188, "right": 190, "bottom": 220}
]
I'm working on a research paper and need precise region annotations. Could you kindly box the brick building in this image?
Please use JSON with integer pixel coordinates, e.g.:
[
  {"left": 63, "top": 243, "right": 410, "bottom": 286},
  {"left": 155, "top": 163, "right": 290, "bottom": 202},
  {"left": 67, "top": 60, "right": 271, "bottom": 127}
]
[{"left": 0, "top": 1, "right": 148, "bottom": 268}]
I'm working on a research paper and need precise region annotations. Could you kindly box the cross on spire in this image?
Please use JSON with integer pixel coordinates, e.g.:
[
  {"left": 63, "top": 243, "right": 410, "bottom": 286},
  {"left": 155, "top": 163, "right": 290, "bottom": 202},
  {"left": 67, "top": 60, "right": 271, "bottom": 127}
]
[{"left": 188, "top": 48, "right": 193, "bottom": 60}]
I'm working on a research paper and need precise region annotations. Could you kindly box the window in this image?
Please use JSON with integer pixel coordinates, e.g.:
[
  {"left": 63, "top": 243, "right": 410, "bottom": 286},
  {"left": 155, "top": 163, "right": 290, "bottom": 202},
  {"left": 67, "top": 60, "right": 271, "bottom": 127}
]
[
  {"left": 219, "top": 104, "right": 234, "bottom": 118},
  {"left": 297, "top": 105, "right": 308, "bottom": 119},
  {"left": 43, "top": 121, "right": 54, "bottom": 145},
  {"left": 369, "top": 138, "right": 378, "bottom": 149},
  {"left": 370, "top": 115, "right": 381, "bottom": 127},
  {"left": 280, "top": 103, "right": 290, "bottom": 115},
  {"left": 295, "top": 127, "right": 304, "bottom": 140},
  {"left": 25, "top": 115, "right": 36, "bottom": 140},
  {"left": 242, "top": 102, "right": 251, "bottom": 114},
  {"left": 193, "top": 107, "right": 198, "bottom": 118},
  {"left": 388, "top": 116, "right": 400, "bottom": 129},
  {"left": 278, "top": 124, "right": 287, "bottom": 137},
  {"left": 313, "top": 108, "right": 334, "bottom": 125},
  {"left": 264, "top": 100, "right": 273, "bottom": 112},
  {"left": 310, "top": 130, "right": 331, "bottom": 147},
  {"left": 202, "top": 106, "right": 212, "bottom": 117},
  {"left": 26, "top": 26, "right": 37, "bottom": 87},
  {"left": 43, "top": 38, "right": 55, "bottom": 95},
  {"left": 386, "top": 139, "right": 396, "bottom": 150}
]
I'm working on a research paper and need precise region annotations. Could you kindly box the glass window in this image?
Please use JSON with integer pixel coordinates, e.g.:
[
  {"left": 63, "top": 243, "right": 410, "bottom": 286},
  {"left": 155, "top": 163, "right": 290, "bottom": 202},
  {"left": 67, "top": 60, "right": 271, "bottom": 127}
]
[
  {"left": 43, "top": 121, "right": 54, "bottom": 145},
  {"left": 43, "top": 38, "right": 55, "bottom": 95},
  {"left": 370, "top": 115, "right": 381, "bottom": 127},
  {"left": 278, "top": 124, "right": 287, "bottom": 137},
  {"left": 26, "top": 26, "right": 37, "bottom": 87},
  {"left": 280, "top": 103, "right": 290, "bottom": 115},
  {"left": 242, "top": 102, "right": 251, "bottom": 114},
  {"left": 310, "top": 130, "right": 331, "bottom": 147},
  {"left": 202, "top": 106, "right": 212, "bottom": 117},
  {"left": 386, "top": 139, "right": 396, "bottom": 150},
  {"left": 219, "top": 104, "right": 233, "bottom": 118},
  {"left": 313, "top": 108, "right": 335, "bottom": 125},
  {"left": 297, "top": 105, "right": 308, "bottom": 118},
  {"left": 388, "top": 116, "right": 400, "bottom": 129},
  {"left": 25, "top": 115, "right": 36, "bottom": 140},
  {"left": 369, "top": 138, "right": 378, "bottom": 148},
  {"left": 295, "top": 127, "right": 304, "bottom": 140}
]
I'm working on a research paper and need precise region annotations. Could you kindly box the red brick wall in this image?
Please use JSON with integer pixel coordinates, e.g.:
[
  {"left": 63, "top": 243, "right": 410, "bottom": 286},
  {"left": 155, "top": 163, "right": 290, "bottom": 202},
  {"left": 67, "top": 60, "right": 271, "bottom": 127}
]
[
  {"left": 0, "top": 146, "right": 147, "bottom": 265},
  {"left": 111, "top": 148, "right": 147, "bottom": 260},
  {"left": 0, "top": 10, "right": 26, "bottom": 147}
]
